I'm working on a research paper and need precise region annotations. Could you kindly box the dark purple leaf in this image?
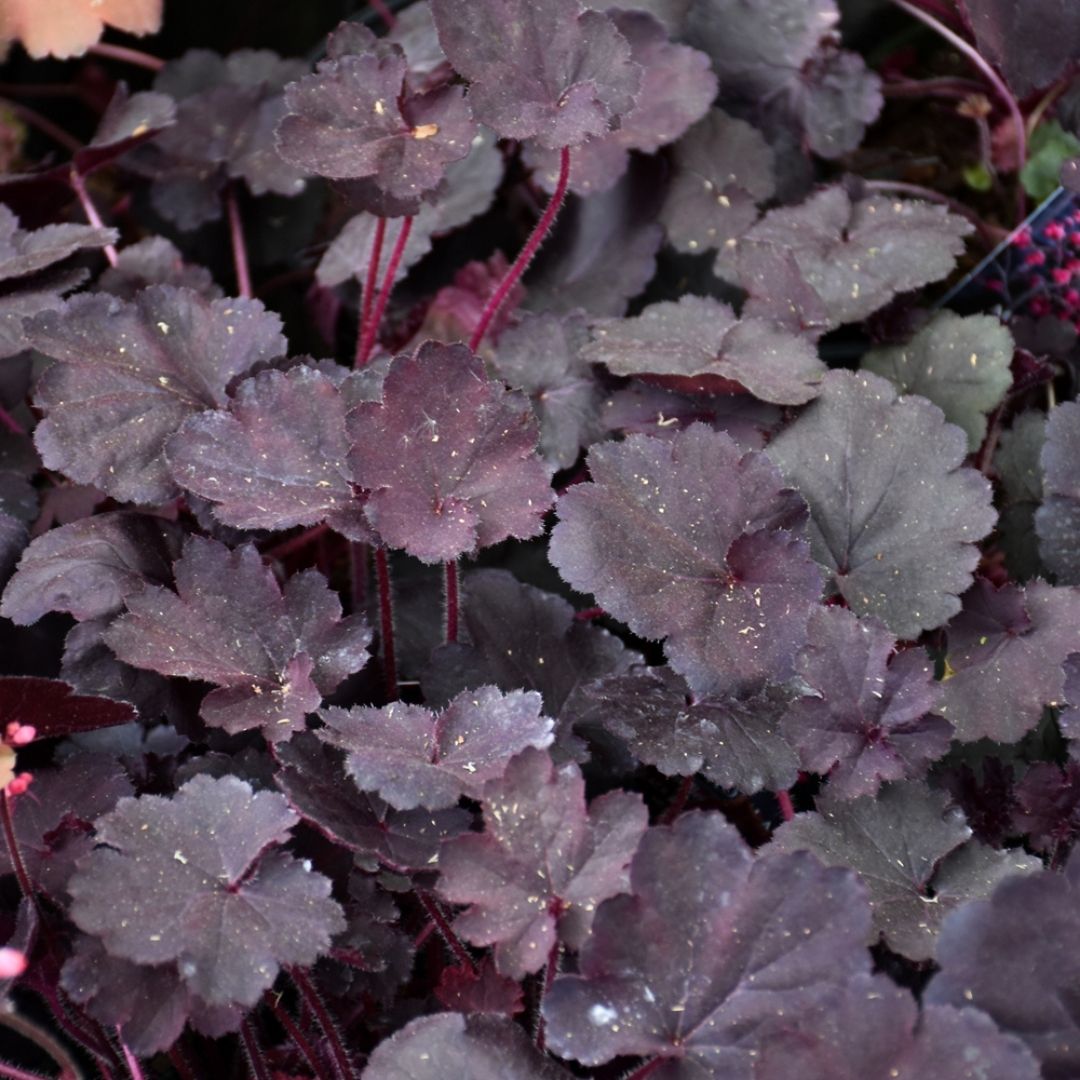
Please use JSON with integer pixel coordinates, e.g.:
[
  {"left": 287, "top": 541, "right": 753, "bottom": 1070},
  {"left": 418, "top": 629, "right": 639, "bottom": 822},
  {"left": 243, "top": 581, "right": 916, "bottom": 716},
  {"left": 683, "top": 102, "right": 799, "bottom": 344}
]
[
  {"left": 431, "top": 0, "right": 641, "bottom": 150},
  {"left": 939, "top": 578, "right": 1080, "bottom": 743},
  {"left": 582, "top": 295, "right": 826, "bottom": 405},
  {"left": 735, "top": 244, "right": 832, "bottom": 338},
  {"left": 994, "top": 410, "right": 1045, "bottom": 580},
  {"left": 767, "top": 370, "right": 996, "bottom": 638},
  {"left": 317, "top": 126, "right": 502, "bottom": 287},
  {"left": 0, "top": 676, "right": 136, "bottom": 739},
  {"left": 600, "top": 381, "right": 782, "bottom": 449},
  {"left": 103, "top": 536, "right": 371, "bottom": 739},
  {"left": 770, "top": 782, "right": 1041, "bottom": 960},
  {"left": 0, "top": 754, "right": 133, "bottom": 900},
  {"left": 276, "top": 26, "right": 475, "bottom": 202},
  {"left": 317, "top": 686, "right": 554, "bottom": 811},
  {"left": 686, "top": 0, "right": 838, "bottom": 98},
  {"left": 549, "top": 423, "right": 823, "bottom": 695},
  {"left": 542, "top": 811, "right": 872, "bottom": 1073},
  {"left": 1036, "top": 400, "right": 1080, "bottom": 582},
  {"left": 926, "top": 856, "right": 1080, "bottom": 1078},
  {"left": 756, "top": 972, "right": 1039, "bottom": 1080},
  {"left": 783, "top": 607, "right": 950, "bottom": 799},
  {"left": 386, "top": 1, "right": 449, "bottom": 81},
  {"left": 526, "top": 159, "right": 664, "bottom": 316},
  {"left": 62, "top": 935, "right": 241, "bottom": 1057},
  {"left": 789, "top": 46, "right": 883, "bottom": 160},
  {"left": 75, "top": 84, "right": 177, "bottom": 175},
  {"left": 1, "top": 511, "right": 184, "bottom": 625},
  {"left": 564, "top": 665, "right": 800, "bottom": 793},
  {"left": 1059, "top": 652, "right": 1080, "bottom": 742},
  {"left": 1013, "top": 762, "right": 1080, "bottom": 854},
  {"left": 435, "top": 958, "right": 524, "bottom": 1017},
  {"left": 274, "top": 733, "right": 470, "bottom": 873},
  {"left": 939, "top": 758, "right": 1017, "bottom": 848},
  {"left": 167, "top": 365, "right": 369, "bottom": 540},
  {"left": 490, "top": 310, "right": 605, "bottom": 470},
  {"left": 27, "top": 286, "right": 287, "bottom": 504},
  {"left": 69, "top": 774, "right": 344, "bottom": 1007},
  {"left": 437, "top": 747, "right": 647, "bottom": 977},
  {"left": 961, "top": 0, "right": 1080, "bottom": 97},
  {"left": 347, "top": 342, "right": 553, "bottom": 563},
  {"left": 525, "top": 10, "right": 715, "bottom": 195},
  {"left": 659, "top": 108, "right": 776, "bottom": 257},
  {"left": 862, "top": 311, "right": 1014, "bottom": 453},
  {"left": 365, "top": 1014, "right": 573, "bottom": 1080},
  {"left": 0, "top": 513, "right": 24, "bottom": 588},
  {"left": 97, "top": 237, "right": 222, "bottom": 301},
  {"left": 0, "top": 204, "right": 116, "bottom": 283},
  {"left": 422, "top": 568, "right": 638, "bottom": 715},
  {"left": 719, "top": 187, "right": 972, "bottom": 329}
]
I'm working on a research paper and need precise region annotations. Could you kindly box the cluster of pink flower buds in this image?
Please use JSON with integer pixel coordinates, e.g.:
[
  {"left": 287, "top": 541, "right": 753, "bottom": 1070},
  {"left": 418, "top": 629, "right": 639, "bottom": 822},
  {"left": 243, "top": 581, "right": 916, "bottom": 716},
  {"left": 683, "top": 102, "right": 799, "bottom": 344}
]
[
  {"left": 990, "top": 210, "right": 1080, "bottom": 327},
  {"left": 1, "top": 721, "right": 36, "bottom": 796}
]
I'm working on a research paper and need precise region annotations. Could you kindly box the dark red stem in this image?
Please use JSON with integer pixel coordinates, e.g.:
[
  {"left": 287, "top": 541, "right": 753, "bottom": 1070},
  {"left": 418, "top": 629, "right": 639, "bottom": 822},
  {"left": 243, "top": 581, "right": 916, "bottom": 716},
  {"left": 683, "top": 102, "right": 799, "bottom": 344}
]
[
  {"left": 624, "top": 1059, "right": 665, "bottom": 1080},
  {"left": 117, "top": 1034, "right": 143, "bottom": 1080},
  {"left": 226, "top": 184, "right": 252, "bottom": 299},
  {"left": 777, "top": 790, "right": 796, "bottom": 823},
  {"left": 418, "top": 891, "right": 476, "bottom": 973},
  {"left": 355, "top": 217, "right": 387, "bottom": 369},
  {"left": 264, "top": 992, "right": 330, "bottom": 1080},
  {"left": 1, "top": 793, "right": 41, "bottom": 919},
  {"left": 0, "top": 404, "right": 26, "bottom": 437},
  {"left": 0, "top": 1010, "right": 84, "bottom": 1080},
  {"left": 535, "top": 943, "right": 560, "bottom": 1051},
  {"left": 69, "top": 169, "right": 118, "bottom": 266},
  {"left": 356, "top": 216, "right": 413, "bottom": 367},
  {"left": 239, "top": 1017, "right": 272, "bottom": 1080},
  {"left": 468, "top": 146, "right": 571, "bottom": 353},
  {"left": 287, "top": 967, "right": 354, "bottom": 1080},
  {"left": 86, "top": 42, "right": 165, "bottom": 72},
  {"left": 375, "top": 547, "right": 398, "bottom": 701},
  {"left": 659, "top": 776, "right": 693, "bottom": 826},
  {"left": 368, "top": 0, "right": 397, "bottom": 27},
  {"left": 0, "top": 1060, "right": 51, "bottom": 1080},
  {"left": 262, "top": 523, "right": 331, "bottom": 562},
  {"left": 350, "top": 542, "right": 370, "bottom": 615},
  {"left": 444, "top": 559, "right": 459, "bottom": 644},
  {"left": 167, "top": 1045, "right": 197, "bottom": 1080}
]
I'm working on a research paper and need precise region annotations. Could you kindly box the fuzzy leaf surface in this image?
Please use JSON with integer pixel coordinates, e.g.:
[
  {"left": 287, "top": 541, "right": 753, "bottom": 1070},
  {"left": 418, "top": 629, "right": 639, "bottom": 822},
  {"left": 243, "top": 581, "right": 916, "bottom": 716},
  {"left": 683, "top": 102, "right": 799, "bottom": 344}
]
[
  {"left": 542, "top": 811, "right": 871, "bottom": 1073},
  {"left": 104, "top": 536, "right": 371, "bottom": 739},
  {"left": 1036, "top": 400, "right": 1080, "bottom": 582},
  {"left": 939, "top": 578, "right": 1080, "bottom": 742},
  {"left": 771, "top": 782, "right": 1041, "bottom": 960},
  {"left": 720, "top": 187, "right": 971, "bottom": 328},
  {"left": 862, "top": 312, "right": 1014, "bottom": 452},
  {"left": 1, "top": 511, "right": 184, "bottom": 625},
  {"left": 68, "top": 774, "right": 344, "bottom": 1006},
  {"left": 783, "top": 607, "right": 949, "bottom": 799},
  {"left": 431, "top": 0, "right": 641, "bottom": 149},
  {"left": 926, "top": 855, "right": 1080, "bottom": 1077},
  {"left": 317, "top": 686, "right": 554, "bottom": 810},
  {"left": 437, "top": 748, "right": 647, "bottom": 977},
  {"left": 28, "top": 286, "right": 286, "bottom": 504},
  {"left": 167, "top": 365, "right": 368, "bottom": 540},
  {"left": 767, "top": 371, "right": 995, "bottom": 638},
  {"left": 423, "top": 568, "right": 638, "bottom": 715},
  {"left": 583, "top": 295, "right": 826, "bottom": 405},
  {"left": 348, "top": 342, "right": 552, "bottom": 563},
  {"left": 550, "top": 423, "right": 823, "bottom": 694}
]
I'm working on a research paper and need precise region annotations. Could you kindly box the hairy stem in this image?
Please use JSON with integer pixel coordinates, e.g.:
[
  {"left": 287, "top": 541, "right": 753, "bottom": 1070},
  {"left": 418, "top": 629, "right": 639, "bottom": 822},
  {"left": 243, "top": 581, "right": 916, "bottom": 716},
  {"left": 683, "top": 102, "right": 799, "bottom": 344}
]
[
  {"left": 659, "top": 776, "right": 693, "bottom": 826},
  {"left": 0, "top": 1010, "right": 83, "bottom": 1080},
  {"left": 85, "top": 42, "right": 165, "bottom": 72},
  {"left": 0, "top": 1059, "right": 50, "bottom": 1080},
  {"left": 444, "top": 559, "right": 459, "bottom": 644},
  {"left": 167, "top": 1045, "right": 196, "bottom": 1080},
  {"left": 891, "top": 0, "right": 1026, "bottom": 222},
  {"left": 264, "top": 991, "right": 330, "bottom": 1080},
  {"left": 356, "top": 216, "right": 413, "bottom": 367},
  {"left": 287, "top": 968, "right": 354, "bottom": 1080},
  {"left": 368, "top": 0, "right": 397, "bottom": 28},
  {"left": 623, "top": 1059, "right": 665, "bottom": 1080},
  {"left": 239, "top": 1017, "right": 271, "bottom": 1080},
  {"left": 69, "top": 169, "right": 118, "bottom": 266},
  {"left": 355, "top": 217, "right": 387, "bottom": 369},
  {"left": 469, "top": 147, "right": 571, "bottom": 353},
  {"left": 262, "top": 523, "right": 330, "bottom": 562},
  {"left": 418, "top": 891, "right": 475, "bottom": 973},
  {"left": 225, "top": 183, "right": 252, "bottom": 299},
  {"left": 0, "top": 404, "right": 26, "bottom": 437},
  {"left": 1, "top": 793, "right": 40, "bottom": 919},
  {"left": 116, "top": 1034, "right": 142, "bottom": 1080},
  {"left": 375, "top": 547, "right": 398, "bottom": 701},
  {"left": 350, "top": 542, "right": 370, "bottom": 615},
  {"left": 777, "top": 789, "right": 796, "bottom": 823}
]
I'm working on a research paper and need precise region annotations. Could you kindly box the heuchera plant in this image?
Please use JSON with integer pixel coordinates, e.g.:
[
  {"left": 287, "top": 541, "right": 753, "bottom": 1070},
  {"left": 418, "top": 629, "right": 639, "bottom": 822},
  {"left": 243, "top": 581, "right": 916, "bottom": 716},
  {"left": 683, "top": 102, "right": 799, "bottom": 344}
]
[{"left": 3, "top": 0, "right": 1080, "bottom": 1076}]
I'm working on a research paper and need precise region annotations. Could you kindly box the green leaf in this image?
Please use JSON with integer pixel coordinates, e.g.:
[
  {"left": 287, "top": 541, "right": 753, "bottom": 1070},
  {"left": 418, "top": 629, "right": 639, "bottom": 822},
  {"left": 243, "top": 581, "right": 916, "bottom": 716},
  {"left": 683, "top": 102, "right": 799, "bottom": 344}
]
[{"left": 1021, "top": 121, "right": 1080, "bottom": 201}]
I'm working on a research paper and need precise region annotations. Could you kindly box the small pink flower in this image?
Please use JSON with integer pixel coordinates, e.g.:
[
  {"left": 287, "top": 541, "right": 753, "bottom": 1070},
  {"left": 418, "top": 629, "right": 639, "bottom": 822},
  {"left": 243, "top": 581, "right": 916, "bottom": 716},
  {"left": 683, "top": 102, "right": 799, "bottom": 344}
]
[
  {"left": 1011, "top": 228, "right": 1033, "bottom": 248},
  {"left": 1052, "top": 268, "right": 1072, "bottom": 285},
  {"left": 1045, "top": 222, "right": 1066, "bottom": 241},
  {"left": 0, "top": 947, "right": 26, "bottom": 979},
  {"left": 6, "top": 772, "right": 32, "bottom": 796},
  {"left": 1030, "top": 297, "right": 1052, "bottom": 316},
  {"left": 1025, "top": 250, "right": 1047, "bottom": 267},
  {"left": 1065, "top": 289, "right": 1080, "bottom": 306},
  {"left": 0, "top": 0, "right": 162, "bottom": 60},
  {"left": 1070, "top": 233, "right": 1080, "bottom": 246}
]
